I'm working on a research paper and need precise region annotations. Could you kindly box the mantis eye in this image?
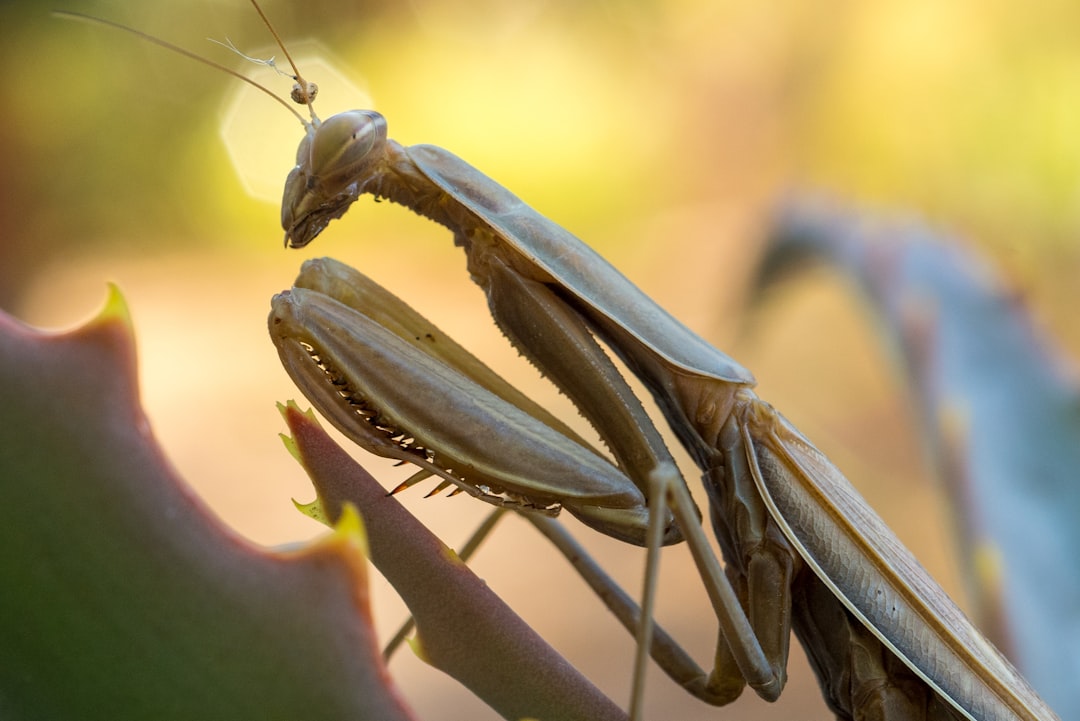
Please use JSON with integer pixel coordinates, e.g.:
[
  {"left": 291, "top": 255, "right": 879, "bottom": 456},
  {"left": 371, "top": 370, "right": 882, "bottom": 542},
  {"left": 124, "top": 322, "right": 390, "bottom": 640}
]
[{"left": 308, "top": 110, "right": 387, "bottom": 181}]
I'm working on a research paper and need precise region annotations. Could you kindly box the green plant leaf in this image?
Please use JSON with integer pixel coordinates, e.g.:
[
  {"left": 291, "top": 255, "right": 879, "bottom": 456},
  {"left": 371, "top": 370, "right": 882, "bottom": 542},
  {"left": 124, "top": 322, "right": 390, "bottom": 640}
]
[{"left": 0, "top": 286, "right": 416, "bottom": 721}]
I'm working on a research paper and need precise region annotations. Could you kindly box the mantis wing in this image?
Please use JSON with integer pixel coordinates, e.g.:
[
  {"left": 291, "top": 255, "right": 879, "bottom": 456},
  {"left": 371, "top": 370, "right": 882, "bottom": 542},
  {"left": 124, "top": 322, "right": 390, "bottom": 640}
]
[
  {"left": 747, "top": 410, "right": 1056, "bottom": 721},
  {"left": 405, "top": 144, "right": 755, "bottom": 386}
]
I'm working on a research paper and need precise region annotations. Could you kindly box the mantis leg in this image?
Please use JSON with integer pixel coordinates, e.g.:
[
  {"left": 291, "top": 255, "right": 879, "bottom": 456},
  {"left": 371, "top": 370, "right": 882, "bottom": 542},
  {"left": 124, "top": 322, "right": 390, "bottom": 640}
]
[
  {"left": 381, "top": 501, "right": 716, "bottom": 698},
  {"left": 382, "top": 468, "right": 785, "bottom": 713},
  {"left": 523, "top": 512, "right": 709, "bottom": 694},
  {"left": 476, "top": 253, "right": 681, "bottom": 509},
  {"left": 534, "top": 463, "right": 783, "bottom": 711},
  {"left": 469, "top": 256, "right": 785, "bottom": 708},
  {"left": 708, "top": 407, "right": 799, "bottom": 699},
  {"left": 661, "top": 467, "right": 783, "bottom": 701},
  {"left": 531, "top": 465, "right": 784, "bottom": 712}
]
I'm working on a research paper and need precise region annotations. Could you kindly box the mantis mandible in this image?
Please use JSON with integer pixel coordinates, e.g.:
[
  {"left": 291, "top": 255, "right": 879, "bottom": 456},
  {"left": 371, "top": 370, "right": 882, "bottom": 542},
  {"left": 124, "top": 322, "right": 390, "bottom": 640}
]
[{"left": 64, "top": 4, "right": 1061, "bottom": 719}]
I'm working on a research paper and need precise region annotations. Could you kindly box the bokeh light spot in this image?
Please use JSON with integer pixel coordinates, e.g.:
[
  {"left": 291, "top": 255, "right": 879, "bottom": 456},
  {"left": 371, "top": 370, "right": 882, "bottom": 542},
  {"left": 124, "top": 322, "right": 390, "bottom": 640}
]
[{"left": 219, "top": 42, "right": 371, "bottom": 203}]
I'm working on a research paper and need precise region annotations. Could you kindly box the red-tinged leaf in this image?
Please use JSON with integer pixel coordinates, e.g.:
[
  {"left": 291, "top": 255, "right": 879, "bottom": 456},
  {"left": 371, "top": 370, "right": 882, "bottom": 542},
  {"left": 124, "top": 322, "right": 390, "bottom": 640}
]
[
  {"left": 0, "top": 286, "right": 416, "bottom": 721},
  {"left": 282, "top": 401, "right": 629, "bottom": 721}
]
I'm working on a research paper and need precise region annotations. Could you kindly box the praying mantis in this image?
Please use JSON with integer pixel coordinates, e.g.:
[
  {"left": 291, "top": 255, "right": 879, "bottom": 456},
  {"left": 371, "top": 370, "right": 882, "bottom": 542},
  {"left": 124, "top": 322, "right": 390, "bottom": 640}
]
[
  {"left": 266, "top": 37, "right": 1059, "bottom": 721},
  {"left": 64, "top": 3, "right": 1061, "bottom": 720}
]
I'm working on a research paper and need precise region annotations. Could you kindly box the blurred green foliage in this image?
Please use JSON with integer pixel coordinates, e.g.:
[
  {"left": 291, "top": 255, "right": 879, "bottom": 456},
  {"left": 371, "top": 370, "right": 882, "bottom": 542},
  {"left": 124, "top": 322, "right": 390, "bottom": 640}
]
[{"left": 3, "top": 0, "right": 1080, "bottom": 310}]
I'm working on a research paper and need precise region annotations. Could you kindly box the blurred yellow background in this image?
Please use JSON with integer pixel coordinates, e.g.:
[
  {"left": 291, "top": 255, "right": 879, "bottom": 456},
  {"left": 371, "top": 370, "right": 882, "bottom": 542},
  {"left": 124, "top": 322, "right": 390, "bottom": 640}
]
[{"left": 2, "top": 0, "right": 1078, "bottom": 719}]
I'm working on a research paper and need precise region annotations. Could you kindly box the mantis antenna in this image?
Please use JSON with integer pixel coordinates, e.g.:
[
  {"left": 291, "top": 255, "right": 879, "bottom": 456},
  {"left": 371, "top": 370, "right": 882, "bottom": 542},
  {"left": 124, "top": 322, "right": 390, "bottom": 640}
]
[
  {"left": 240, "top": 0, "right": 319, "bottom": 116},
  {"left": 53, "top": 2, "right": 319, "bottom": 130},
  {"left": 206, "top": 37, "right": 319, "bottom": 106}
]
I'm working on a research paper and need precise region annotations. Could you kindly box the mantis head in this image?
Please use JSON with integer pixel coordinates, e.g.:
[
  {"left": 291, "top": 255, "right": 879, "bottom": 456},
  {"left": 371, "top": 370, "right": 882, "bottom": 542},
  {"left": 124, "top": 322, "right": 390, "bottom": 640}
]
[{"left": 282, "top": 110, "right": 389, "bottom": 249}]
